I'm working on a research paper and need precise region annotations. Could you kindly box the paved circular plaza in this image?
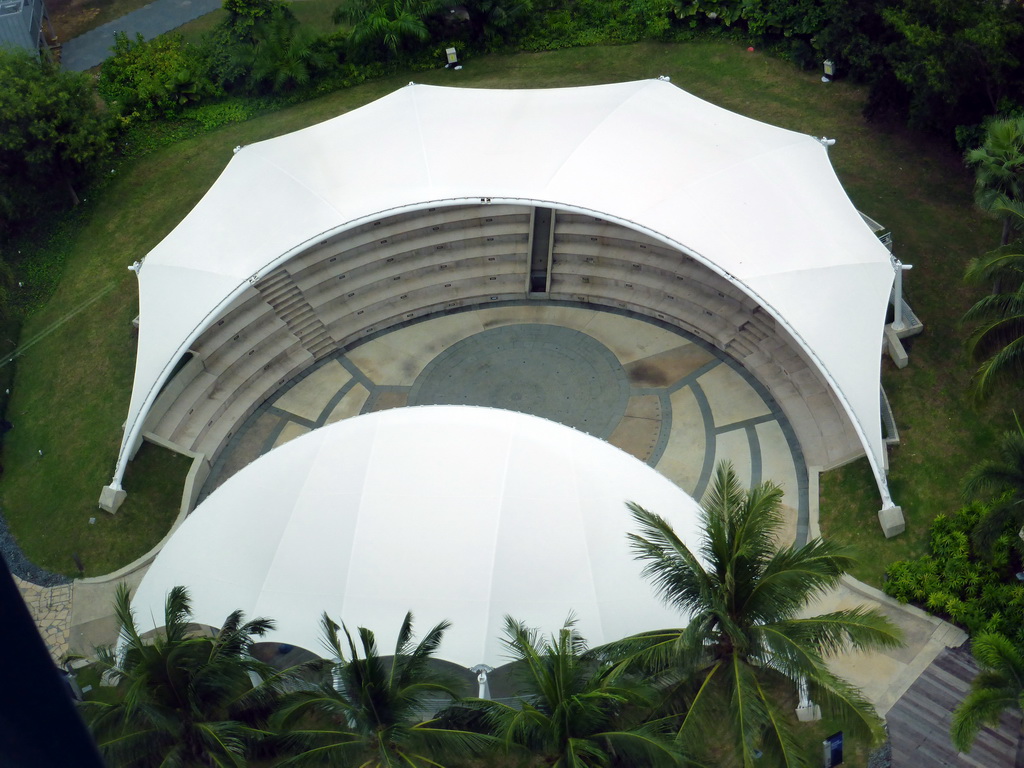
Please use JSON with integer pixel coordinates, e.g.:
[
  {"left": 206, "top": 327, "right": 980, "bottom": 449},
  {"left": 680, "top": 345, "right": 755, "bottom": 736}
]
[{"left": 204, "top": 303, "right": 808, "bottom": 543}]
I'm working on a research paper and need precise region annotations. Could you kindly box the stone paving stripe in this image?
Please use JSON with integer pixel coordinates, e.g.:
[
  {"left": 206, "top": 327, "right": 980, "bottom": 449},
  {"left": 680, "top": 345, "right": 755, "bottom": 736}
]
[
  {"left": 688, "top": 382, "right": 717, "bottom": 502},
  {"left": 745, "top": 425, "right": 762, "bottom": 487}
]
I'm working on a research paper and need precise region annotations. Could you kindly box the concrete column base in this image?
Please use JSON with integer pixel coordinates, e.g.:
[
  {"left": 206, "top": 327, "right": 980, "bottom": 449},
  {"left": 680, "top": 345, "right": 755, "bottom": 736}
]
[
  {"left": 796, "top": 704, "right": 821, "bottom": 722},
  {"left": 98, "top": 485, "right": 127, "bottom": 514},
  {"left": 884, "top": 325, "right": 909, "bottom": 368},
  {"left": 878, "top": 505, "right": 905, "bottom": 538}
]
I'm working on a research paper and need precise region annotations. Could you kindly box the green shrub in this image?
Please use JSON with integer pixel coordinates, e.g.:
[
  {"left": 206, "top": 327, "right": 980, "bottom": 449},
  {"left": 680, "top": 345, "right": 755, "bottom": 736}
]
[
  {"left": 884, "top": 503, "right": 1024, "bottom": 644},
  {"left": 99, "top": 33, "right": 221, "bottom": 122},
  {"left": 184, "top": 100, "right": 258, "bottom": 130},
  {"left": 517, "top": 0, "right": 676, "bottom": 51},
  {"left": 670, "top": 0, "right": 744, "bottom": 28}
]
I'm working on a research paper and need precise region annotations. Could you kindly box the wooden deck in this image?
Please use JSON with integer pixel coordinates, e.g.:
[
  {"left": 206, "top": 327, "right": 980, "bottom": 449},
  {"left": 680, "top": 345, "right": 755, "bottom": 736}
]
[{"left": 887, "top": 645, "right": 1020, "bottom": 767}]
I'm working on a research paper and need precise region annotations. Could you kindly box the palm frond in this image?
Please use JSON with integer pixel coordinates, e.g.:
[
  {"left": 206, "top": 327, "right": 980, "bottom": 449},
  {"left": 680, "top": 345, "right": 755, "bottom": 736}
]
[
  {"left": 409, "top": 721, "right": 501, "bottom": 761},
  {"left": 751, "top": 676, "right": 804, "bottom": 768},
  {"left": 626, "top": 502, "right": 713, "bottom": 616},
  {"left": 113, "top": 582, "right": 145, "bottom": 656},
  {"left": 969, "top": 496, "right": 1024, "bottom": 553},
  {"left": 992, "top": 196, "right": 1024, "bottom": 224},
  {"left": 193, "top": 721, "right": 248, "bottom": 767},
  {"left": 673, "top": 660, "right": 723, "bottom": 748},
  {"left": 162, "top": 585, "right": 194, "bottom": 645},
  {"left": 964, "top": 449, "right": 1024, "bottom": 500},
  {"left": 728, "top": 654, "right": 769, "bottom": 768},
  {"left": 805, "top": 666, "right": 884, "bottom": 742},
  {"left": 969, "top": 331, "right": 1024, "bottom": 397},
  {"left": 766, "top": 608, "right": 903, "bottom": 659},
  {"left": 972, "top": 632, "right": 1024, "bottom": 682},
  {"left": 963, "top": 244, "right": 1024, "bottom": 287},
  {"left": 742, "top": 538, "right": 858, "bottom": 621},
  {"left": 398, "top": 616, "right": 452, "bottom": 689},
  {"left": 951, "top": 685, "right": 1021, "bottom": 753},
  {"left": 319, "top": 611, "right": 347, "bottom": 662}
]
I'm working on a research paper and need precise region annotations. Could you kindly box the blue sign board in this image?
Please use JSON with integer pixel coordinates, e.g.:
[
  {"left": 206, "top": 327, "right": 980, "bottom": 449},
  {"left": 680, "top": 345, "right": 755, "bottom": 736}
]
[{"left": 822, "top": 731, "right": 843, "bottom": 767}]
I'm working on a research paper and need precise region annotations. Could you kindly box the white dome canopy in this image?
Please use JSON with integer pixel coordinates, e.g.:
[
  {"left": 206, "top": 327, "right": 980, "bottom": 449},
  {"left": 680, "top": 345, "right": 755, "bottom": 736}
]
[{"left": 131, "top": 406, "right": 705, "bottom": 667}]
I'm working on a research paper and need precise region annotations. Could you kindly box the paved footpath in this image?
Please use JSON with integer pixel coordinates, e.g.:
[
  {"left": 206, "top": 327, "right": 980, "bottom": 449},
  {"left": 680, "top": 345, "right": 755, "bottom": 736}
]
[
  {"left": 16, "top": 575, "right": 73, "bottom": 663},
  {"left": 61, "top": 0, "right": 221, "bottom": 71}
]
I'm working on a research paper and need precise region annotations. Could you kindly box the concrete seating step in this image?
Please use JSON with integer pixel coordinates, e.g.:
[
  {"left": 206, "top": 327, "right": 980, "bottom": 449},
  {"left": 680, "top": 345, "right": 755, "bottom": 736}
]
[
  {"left": 294, "top": 237, "right": 529, "bottom": 298},
  {"left": 193, "top": 345, "right": 313, "bottom": 461},
  {"left": 314, "top": 256, "right": 527, "bottom": 328},
  {"left": 151, "top": 369, "right": 218, "bottom": 440},
  {"left": 323, "top": 274, "right": 527, "bottom": 346},
  {"left": 290, "top": 213, "right": 530, "bottom": 281},
  {"left": 192, "top": 296, "right": 277, "bottom": 357},
  {"left": 202, "top": 324, "right": 294, "bottom": 378}
]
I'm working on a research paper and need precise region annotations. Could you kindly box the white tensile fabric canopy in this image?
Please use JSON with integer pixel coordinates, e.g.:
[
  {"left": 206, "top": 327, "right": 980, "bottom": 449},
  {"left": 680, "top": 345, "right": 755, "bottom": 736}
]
[
  {"left": 131, "top": 406, "right": 706, "bottom": 667},
  {"left": 113, "top": 79, "right": 896, "bottom": 503}
]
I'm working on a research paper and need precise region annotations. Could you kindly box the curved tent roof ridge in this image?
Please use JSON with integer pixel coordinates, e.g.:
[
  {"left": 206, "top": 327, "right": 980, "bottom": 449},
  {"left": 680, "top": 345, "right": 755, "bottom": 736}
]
[{"left": 108, "top": 78, "right": 895, "bottom": 509}]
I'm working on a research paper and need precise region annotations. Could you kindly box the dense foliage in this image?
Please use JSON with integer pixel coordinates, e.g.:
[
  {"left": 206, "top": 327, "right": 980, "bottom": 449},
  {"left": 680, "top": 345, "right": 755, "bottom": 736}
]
[
  {"left": 0, "top": 47, "right": 115, "bottom": 237},
  {"left": 98, "top": 32, "right": 222, "bottom": 121},
  {"left": 88, "top": 0, "right": 1024, "bottom": 144},
  {"left": 884, "top": 504, "right": 1024, "bottom": 644},
  {"left": 643, "top": 0, "right": 1024, "bottom": 137},
  {"left": 80, "top": 584, "right": 288, "bottom": 767}
]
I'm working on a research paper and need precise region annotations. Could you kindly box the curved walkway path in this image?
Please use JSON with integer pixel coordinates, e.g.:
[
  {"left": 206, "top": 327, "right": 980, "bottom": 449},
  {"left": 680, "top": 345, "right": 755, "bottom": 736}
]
[{"left": 60, "top": 0, "right": 220, "bottom": 71}]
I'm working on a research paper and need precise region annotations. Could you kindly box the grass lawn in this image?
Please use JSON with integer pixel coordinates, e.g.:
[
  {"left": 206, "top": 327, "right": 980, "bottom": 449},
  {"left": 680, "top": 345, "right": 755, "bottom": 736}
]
[
  {"left": 0, "top": 40, "right": 1007, "bottom": 578},
  {"left": 817, "top": 117, "right": 1010, "bottom": 584}
]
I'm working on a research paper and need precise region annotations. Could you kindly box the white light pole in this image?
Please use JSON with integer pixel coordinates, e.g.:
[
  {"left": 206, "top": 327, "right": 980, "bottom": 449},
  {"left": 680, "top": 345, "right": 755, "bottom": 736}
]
[
  {"left": 471, "top": 664, "right": 494, "bottom": 699},
  {"left": 892, "top": 258, "right": 913, "bottom": 332}
]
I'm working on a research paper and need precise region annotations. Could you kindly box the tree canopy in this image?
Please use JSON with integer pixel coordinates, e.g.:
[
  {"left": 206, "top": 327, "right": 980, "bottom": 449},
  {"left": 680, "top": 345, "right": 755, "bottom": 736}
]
[
  {"left": 0, "top": 47, "right": 115, "bottom": 235},
  {"left": 80, "top": 584, "right": 286, "bottom": 768},
  {"left": 477, "top": 616, "right": 684, "bottom": 767},
  {"left": 272, "top": 611, "right": 489, "bottom": 767},
  {"left": 962, "top": 199, "right": 1024, "bottom": 397}
]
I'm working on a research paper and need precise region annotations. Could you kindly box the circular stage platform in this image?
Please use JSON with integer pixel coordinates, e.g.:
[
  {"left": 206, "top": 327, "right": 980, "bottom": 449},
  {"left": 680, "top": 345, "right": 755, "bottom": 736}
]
[{"left": 204, "top": 303, "right": 808, "bottom": 544}]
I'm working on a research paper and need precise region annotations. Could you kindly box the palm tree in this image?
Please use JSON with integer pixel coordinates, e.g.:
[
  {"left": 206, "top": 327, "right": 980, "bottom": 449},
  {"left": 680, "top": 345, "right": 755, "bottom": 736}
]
[
  {"left": 335, "top": 0, "right": 435, "bottom": 59},
  {"left": 618, "top": 461, "right": 902, "bottom": 767},
  {"left": 273, "top": 611, "right": 489, "bottom": 767},
  {"left": 951, "top": 632, "right": 1024, "bottom": 754},
  {"left": 966, "top": 116, "right": 1024, "bottom": 247},
  {"left": 963, "top": 198, "right": 1024, "bottom": 397},
  {"left": 963, "top": 413, "right": 1024, "bottom": 553},
  {"left": 476, "top": 615, "right": 686, "bottom": 767},
  {"left": 80, "top": 584, "right": 285, "bottom": 768},
  {"left": 239, "top": 14, "right": 330, "bottom": 94}
]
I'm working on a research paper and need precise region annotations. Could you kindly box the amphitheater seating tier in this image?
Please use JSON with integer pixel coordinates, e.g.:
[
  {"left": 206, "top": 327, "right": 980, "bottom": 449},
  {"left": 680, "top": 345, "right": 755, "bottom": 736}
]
[{"left": 144, "top": 204, "right": 861, "bottom": 475}]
